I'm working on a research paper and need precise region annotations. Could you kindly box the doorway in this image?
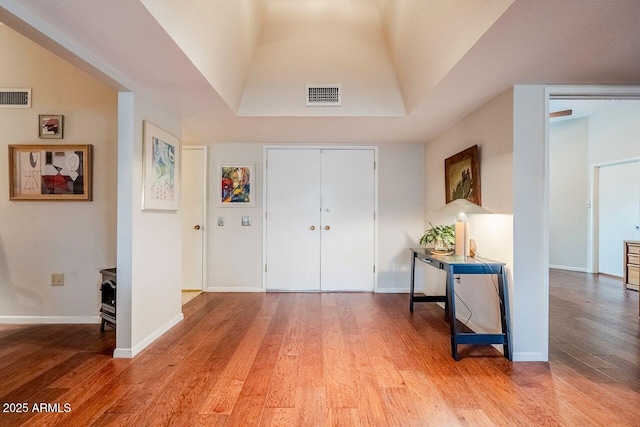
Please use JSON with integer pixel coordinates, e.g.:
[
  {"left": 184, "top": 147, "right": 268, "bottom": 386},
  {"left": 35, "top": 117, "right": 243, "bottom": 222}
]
[
  {"left": 548, "top": 98, "right": 640, "bottom": 275},
  {"left": 264, "top": 147, "right": 377, "bottom": 291},
  {"left": 544, "top": 88, "right": 640, "bottom": 363},
  {"left": 596, "top": 160, "right": 640, "bottom": 276},
  {"left": 181, "top": 146, "right": 207, "bottom": 292}
]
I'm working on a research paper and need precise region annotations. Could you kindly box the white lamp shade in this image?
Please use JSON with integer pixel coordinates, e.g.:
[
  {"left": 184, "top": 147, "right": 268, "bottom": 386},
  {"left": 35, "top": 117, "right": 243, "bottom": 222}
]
[{"left": 432, "top": 198, "right": 492, "bottom": 215}]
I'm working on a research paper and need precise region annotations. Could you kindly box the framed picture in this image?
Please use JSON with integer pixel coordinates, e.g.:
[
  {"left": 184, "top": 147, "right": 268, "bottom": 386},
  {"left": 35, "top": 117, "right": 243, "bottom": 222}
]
[
  {"left": 218, "top": 163, "right": 254, "bottom": 207},
  {"left": 38, "top": 114, "right": 63, "bottom": 139},
  {"left": 8, "top": 144, "right": 92, "bottom": 201},
  {"left": 142, "top": 121, "right": 180, "bottom": 210},
  {"left": 444, "top": 145, "right": 481, "bottom": 205}
]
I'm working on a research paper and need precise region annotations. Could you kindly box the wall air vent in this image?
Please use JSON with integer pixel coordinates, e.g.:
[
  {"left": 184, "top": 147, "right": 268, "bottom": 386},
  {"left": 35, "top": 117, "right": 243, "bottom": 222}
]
[
  {"left": 0, "top": 88, "right": 31, "bottom": 108},
  {"left": 306, "top": 84, "right": 341, "bottom": 107}
]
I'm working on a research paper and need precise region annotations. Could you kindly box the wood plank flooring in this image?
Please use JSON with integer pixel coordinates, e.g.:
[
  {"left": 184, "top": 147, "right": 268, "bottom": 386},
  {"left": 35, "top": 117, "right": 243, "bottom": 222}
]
[{"left": 0, "top": 271, "right": 638, "bottom": 426}]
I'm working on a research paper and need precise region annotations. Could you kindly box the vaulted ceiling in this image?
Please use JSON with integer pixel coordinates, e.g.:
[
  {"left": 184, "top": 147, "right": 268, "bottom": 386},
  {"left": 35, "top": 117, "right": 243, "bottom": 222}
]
[{"left": 1, "top": 0, "right": 640, "bottom": 143}]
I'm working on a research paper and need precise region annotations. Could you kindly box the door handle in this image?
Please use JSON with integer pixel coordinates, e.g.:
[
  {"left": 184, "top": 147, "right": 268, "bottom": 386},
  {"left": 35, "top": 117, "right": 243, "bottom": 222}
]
[
  {"left": 636, "top": 225, "right": 640, "bottom": 230},
  {"left": 194, "top": 225, "right": 201, "bottom": 230},
  {"left": 309, "top": 225, "right": 316, "bottom": 231},
  {"left": 325, "top": 225, "right": 330, "bottom": 231}
]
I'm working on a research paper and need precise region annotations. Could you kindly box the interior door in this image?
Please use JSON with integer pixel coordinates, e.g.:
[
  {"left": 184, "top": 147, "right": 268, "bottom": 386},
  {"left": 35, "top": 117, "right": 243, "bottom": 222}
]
[
  {"left": 181, "top": 147, "right": 206, "bottom": 290},
  {"left": 265, "top": 148, "right": 376, "bottom": 292},
  {"left": 320, "top": 149, "right": 375, "bottom": 291},
  {"left": 598, "top": 161, "right": 640, "bottom": 276},
  {"left": 265, "top": 149, "right": 321, "bottom": 291}
]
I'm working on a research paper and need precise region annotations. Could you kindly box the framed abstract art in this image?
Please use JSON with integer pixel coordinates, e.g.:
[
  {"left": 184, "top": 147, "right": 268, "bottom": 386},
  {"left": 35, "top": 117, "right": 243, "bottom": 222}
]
[
  {"left": 142, "top": 121, "right": 181, "bottom": 210},
  {"left": 218, "top": 163, "right": 254, "bottom": 207},
  {"left": 9, "top": 144, "right": 92, "bottom": 201}
]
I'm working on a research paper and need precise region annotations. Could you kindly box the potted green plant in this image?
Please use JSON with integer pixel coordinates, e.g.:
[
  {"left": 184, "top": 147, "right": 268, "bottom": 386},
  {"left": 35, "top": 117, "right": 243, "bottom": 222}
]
[{"left": 420, "top": 222, "right": 455, "bottom": 251}]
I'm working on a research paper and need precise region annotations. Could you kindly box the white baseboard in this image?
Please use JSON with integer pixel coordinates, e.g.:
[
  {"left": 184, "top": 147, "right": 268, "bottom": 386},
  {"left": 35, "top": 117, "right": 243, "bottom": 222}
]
[
  {"left": 205, "top": 287, "right": 264, "bottom": 292},
  {"left": 0, "top": 316, "right": 101, "bottom": 324},
  {"left": 113, "top": 312, "right": 184, "bottom": 359},
  {"left": 549, "top": 265, "right": 588, "bottom": 273},
  {"left": 375, "top": 287, "right": 411, "bottom": 293},
  {"left": 512, "top": 351, "right": 547, "bottom": 362},
  {"left": 112, "top": 348, "right": 133, "bottom": 359}
]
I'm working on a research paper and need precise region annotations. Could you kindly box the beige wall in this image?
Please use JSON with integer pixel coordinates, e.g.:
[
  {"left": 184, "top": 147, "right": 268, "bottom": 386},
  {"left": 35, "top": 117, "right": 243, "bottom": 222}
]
[
  {"left": 423, "top": 88, "right": 514, "bottom": 338},
  {"left": 0, "top": 25, "right": 117, "bottom": 319},
  {"left": 376, "top": 0, "right": 514, "bottom": 113}
]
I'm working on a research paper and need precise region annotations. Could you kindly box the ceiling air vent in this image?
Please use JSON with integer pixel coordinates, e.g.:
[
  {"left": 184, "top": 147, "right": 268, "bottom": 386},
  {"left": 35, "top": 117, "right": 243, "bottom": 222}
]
[
  {"left": 0, "top": 88, "right": 31, "bottom": 108},
  {"left": 306, "top": 84, "right": 341, "bottom": 107}
]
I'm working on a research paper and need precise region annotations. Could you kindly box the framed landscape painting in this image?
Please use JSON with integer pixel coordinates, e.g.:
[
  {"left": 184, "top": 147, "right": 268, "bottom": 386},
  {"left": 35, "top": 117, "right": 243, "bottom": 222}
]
[
  {"left": 142, "top": 121, "right": 180, "bottom": 210},
  {"left": 444, "top": 145, "right": 481, "bottom": 206},
  {"left": 9, "top": 144, "right": 92, "bottom": 201},
  {"left": 218, "top": 163, "right": 254, "bottom": 207}
]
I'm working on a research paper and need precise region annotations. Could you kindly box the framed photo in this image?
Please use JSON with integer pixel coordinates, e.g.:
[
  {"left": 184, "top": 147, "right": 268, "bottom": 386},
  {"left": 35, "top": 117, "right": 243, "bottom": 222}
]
[
  {"left": 8, "top": 144, "right": 92, "bottom": 201},
  {"left": 38, "top": 114, "right": 63, "bottom": 139},
  {"left": 218, "top": 163, "right": 254, "bottom": 207},
  {"left": 444, "top": 145, "right": 481, "bottom": 205},
  {"left": 142, "top": 121, "right": 180, "bottom": 211}
]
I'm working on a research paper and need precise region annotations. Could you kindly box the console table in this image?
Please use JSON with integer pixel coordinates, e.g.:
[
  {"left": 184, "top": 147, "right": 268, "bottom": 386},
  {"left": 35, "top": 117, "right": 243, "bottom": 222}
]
[{"left": 409, "top": 248, "right": 512, "bottom": 361}]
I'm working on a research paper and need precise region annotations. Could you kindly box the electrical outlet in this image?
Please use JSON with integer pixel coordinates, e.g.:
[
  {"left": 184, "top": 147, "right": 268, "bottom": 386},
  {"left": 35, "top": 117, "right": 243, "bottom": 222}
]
[{"left": 51, "top": 273, "right": 64, "bottom": 286}]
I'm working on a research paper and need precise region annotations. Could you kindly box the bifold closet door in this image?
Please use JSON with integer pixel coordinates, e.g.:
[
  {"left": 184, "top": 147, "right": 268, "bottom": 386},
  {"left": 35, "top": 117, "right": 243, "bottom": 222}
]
[
  {"left": 265, "top": 148, "right": 375, "bottom": 292},
  {"left": 265, "top": 149, "right": 321, "bottom": 291},
  {"left": 320, "top": 149, "right": 375, "bottom": 291}
]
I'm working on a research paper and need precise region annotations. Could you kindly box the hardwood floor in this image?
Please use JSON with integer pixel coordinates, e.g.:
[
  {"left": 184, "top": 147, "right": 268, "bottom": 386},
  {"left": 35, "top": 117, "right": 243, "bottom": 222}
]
[{"left": 0, "top": 272, "right": 638, "bottom": 426}]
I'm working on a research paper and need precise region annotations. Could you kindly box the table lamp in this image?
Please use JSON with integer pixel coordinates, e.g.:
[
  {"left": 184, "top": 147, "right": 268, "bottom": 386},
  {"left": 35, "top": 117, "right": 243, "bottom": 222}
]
[{"left": 432, "top": 199, "right": 492, "bottom": 258}]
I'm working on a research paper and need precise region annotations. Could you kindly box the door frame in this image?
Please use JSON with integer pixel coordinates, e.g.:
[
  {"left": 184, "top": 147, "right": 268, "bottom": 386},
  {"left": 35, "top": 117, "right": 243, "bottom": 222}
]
[
  {"left": 262, "top": 145, "right": 379, "bottom": 292},
  {"left": 590, "top": 157, "right": 640, "bottom": 274},
  {"left": 182, "top": 145, "right": 208, "bottom": 291}
]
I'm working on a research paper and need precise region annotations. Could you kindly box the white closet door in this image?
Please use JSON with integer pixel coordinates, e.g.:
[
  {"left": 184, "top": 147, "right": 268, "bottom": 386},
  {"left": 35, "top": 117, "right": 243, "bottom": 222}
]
[
  {"left": 265, "top": 149, "right": 321, "bottom": 291},
  {"left": 320, "top": 149, "right": 375, "bottom": 291},
  {"left": 598, "top": 161, "right": 640, "bottom": 276}
]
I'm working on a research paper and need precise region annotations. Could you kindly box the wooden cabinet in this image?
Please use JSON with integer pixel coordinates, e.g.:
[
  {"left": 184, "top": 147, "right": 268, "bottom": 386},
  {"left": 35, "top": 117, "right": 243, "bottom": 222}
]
[{"left": 624, "top": 241, "right": 640, "bottom": 291}]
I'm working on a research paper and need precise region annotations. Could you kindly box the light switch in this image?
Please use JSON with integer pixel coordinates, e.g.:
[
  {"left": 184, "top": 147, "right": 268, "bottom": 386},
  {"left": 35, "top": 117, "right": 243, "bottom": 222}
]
[
  {"left": 242, "top": 216, "right": 251, "bottom": 226},
  {"left": 218, "top": 217, "right": 224, "bottom": 226}
]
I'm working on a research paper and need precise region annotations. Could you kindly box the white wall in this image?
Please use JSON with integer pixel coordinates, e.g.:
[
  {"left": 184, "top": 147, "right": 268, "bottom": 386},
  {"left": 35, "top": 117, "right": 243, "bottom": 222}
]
[
  {"left": 200, "top": 142, "right": 424, "bottom": 292},
  {"left": 513, "top": 85, "right": 548, "bottom": 361},
  {"left": 115, "top": 92, "right": 183, "bottom": 358},
  {"left": 424, "top": 89, "right": 514, "bottom": 342},
  {"left": 0, "top": 25, "right": 117, "bottom": 321},
  {"left": 549, "top": 118, "right": 589, "bottom": 271},
  {"left": 207, "top": 143, "right": 264, "bottom": 291},
  {"left": 588, "top": 101, "right": 640, "bottom": 165},
  {"left": 377, "top": 144, "right": 425, "bottom": 291}
]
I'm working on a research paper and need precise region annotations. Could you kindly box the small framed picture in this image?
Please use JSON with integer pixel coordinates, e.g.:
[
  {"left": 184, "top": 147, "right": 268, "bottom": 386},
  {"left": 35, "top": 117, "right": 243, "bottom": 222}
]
[
  {"left": 218, "top": 163, "right": 254, "bottom": 207},
  {"left": 39, "top": 114, "right": 63, "bottom": 139}
]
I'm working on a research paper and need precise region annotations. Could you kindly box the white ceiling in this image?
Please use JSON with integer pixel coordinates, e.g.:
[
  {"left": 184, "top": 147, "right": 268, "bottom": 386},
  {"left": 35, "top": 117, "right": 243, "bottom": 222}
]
[{"left": 1, "top": 0, "right": 640, "bottom": 144}]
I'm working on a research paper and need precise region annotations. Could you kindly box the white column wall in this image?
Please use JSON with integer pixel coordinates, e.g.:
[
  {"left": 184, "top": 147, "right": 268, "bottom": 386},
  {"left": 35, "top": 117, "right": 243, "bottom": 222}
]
[
  {"left": 115, "top": 92, "right": 183, "bottom": 358},
  {"left": 512, "top": 85, "right": 548, "bottom": 361}
]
